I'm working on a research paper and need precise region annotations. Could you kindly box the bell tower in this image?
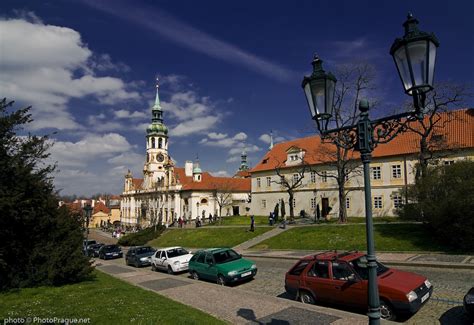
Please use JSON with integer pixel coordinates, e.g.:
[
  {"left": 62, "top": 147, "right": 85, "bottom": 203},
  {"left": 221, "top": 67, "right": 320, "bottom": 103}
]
[{"left": 144, "top": 78, "right": 169, "bottom": 188}]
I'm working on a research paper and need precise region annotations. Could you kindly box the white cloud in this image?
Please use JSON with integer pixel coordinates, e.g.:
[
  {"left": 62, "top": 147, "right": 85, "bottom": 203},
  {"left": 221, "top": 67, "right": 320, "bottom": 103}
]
[
  {"left": 114, "top": 109, "right": 147, "bottom": 119},
  {"left": 49, "top": 133, "right": 133, "bottom": 167},
  {"left": 0, "top": 17, "right": 140, "bottom": 130},
  {"left": 259, "top": 133, "right": 285, "bottom": 144},
  {"left": 208, "top": 132, "right": 228, "bottom": 140},
  {"left": 170, "top": 116, "right": 219, "bottom": 137},
  {"left": 259, "top": 134, "right": 271, "bottom": 144},
  {"left": 210, "top": 170, "right": 230, "bottom": 177},
  {"left": 108, "top": 152, "right": 144, "bottom": 166},
  {"left": 233, "top": 132, "right": 247, "bottom": 141},
  {"left": 229, "top": 144, "right": 260, "bottom": 156}
]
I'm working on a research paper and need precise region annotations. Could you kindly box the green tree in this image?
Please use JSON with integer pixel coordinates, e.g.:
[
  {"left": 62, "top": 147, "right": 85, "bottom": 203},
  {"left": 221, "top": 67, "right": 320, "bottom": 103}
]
[
  {"left": 0, "top": 99, "right": 92, "bottom": 290},
  {"left": 398, "top": 160, "right": 474, "bottom": 250}
]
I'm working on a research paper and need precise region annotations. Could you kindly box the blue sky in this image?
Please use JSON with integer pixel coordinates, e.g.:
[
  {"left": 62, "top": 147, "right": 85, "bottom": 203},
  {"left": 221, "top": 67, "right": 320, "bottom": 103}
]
[{"left": 1, "top": 0, "right": 473, "bottom": 196}]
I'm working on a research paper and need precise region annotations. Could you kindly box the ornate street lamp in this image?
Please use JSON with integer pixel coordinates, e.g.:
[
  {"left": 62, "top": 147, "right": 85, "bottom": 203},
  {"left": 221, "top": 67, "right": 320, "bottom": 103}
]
[
  {"left": 390, "top": 13, "right": 439, "bottom": 112},
  {"left": 302, "top": 14, "right": 438, "bottom": 325},
  {"left": 302, "top": 56, "right": 337, "bottom": 132}
]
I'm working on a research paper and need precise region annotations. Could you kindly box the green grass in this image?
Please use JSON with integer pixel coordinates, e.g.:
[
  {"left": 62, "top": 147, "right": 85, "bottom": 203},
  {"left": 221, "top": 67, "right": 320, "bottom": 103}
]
[
  {"left": 0, "top": 271, "right": 224, "bottom": 324},
  {"left": 252, "top": 223, "right": 446, "bottom": 252},
  {"left": 325, "top": 216, "right": 402, "bottom": 224},
  {"left": 206, "top": 215, "right": 269, "bottom": 226},
  {"left": 148, "top": 227, "right": 272, "bottom": 248}
]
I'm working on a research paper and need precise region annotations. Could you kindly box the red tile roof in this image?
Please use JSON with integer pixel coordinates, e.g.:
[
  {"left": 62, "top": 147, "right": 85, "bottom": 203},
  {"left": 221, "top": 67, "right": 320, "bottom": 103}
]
[
  {"left": 251, "top": 109, "right": 474, "bottom": 173},
  {"left": 132, "top": 178, "right": 143, "bottom": 190},
  {"left": 234, "top": 170, "right": 251, "bottom": 178},
  {"left": 175, "top": 168, "right": 250, "bottom": 192},
  {"left": 93, "top": 201, "right": 110, "bottom": 214}
]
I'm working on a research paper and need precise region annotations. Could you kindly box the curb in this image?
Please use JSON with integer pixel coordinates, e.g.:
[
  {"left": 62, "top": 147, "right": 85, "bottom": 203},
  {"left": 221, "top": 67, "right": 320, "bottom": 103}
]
[{"left": 241, "top": 253, "right": 474, "bottom": 270}]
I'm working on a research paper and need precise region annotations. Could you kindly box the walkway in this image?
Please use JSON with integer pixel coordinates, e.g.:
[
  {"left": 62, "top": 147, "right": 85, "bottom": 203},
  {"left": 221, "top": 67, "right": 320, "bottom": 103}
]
[{"left": 233, "top": 226, "right": 291, "bottom": 251}]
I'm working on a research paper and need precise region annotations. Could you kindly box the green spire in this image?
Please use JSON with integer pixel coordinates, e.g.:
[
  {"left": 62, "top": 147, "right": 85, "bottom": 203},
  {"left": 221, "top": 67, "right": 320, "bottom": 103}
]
[{"left": 147, "top": 78, "right": 168, "bottom": 136}]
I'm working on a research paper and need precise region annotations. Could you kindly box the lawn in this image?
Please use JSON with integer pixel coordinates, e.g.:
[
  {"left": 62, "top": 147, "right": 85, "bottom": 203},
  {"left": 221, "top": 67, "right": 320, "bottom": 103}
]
[
  {"left": 0, "top": 271, "right": 224, "bottom": 324},
  {"left": 148, "top": 227, "right": 272, "bottom": 248},
  {"left": 206, "top": 215, "right": 269, "bottom": 226},
  {"left": 252, "top": 223, "right": 446, "bottom": 252}
]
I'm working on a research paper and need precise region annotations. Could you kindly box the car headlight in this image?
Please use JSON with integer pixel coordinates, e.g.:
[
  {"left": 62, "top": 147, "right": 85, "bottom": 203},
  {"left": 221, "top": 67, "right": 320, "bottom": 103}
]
[
  {"left": 174, "top": 261, "right": 180, "bottom": 265},
  {"left": 406, "top": 291, "right": 418, "bottom": 302},
  {"left": 251, "top": 264, "right": 257, "bottom": 270},
  {"left": 466, "top": 295, "right": 474, "bottom": 304},
  {"left": 140, "top": 257, "right": 149, "bottom": 262},
  {"left": 424, "top": 279, "right": 432, "bottom": 289},
  {"left": 228, "top": 271, "right": 238, "bottom": 276}
]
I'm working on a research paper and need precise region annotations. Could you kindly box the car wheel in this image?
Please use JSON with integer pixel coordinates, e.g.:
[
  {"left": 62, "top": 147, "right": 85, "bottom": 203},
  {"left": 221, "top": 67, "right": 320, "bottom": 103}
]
[
  {"left": 217, "top": 275, "right": 226, "bottom": 286},
  {"left": 151, "top": 263, "right": 156, "bottom": 271},
  {"left": 299, "top": 290, "right": 316, "bottom": 305},
  {"left": 191, "top": 271, "right": 199, "bottom": 280},
  {"left": 134, "top": 259, "right": 139, "bottom": 268},
  {"left": 380, "top": 300, "right": 396, "bottom": 321},
  {"left": 167, "top": 266, "right": 174, "bottom": 275}
]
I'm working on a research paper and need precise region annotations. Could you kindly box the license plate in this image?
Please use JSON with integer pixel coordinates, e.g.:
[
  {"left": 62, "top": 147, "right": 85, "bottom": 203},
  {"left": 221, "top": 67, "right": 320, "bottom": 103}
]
[
  {"left": 241, "top": 271, "right": 252, "bottom": 277},
  {"left": 421, "top": 292, "right": 429, "bottom": 303}
]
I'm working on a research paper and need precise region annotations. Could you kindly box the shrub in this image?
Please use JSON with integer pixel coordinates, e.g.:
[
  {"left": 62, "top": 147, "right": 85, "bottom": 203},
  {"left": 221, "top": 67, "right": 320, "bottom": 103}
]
[
  {"left": 118, "top": 226, "right": 166, "bottom": 246},
  {"left": 398, "top": 160, "right": 474, "bottom": 250}
]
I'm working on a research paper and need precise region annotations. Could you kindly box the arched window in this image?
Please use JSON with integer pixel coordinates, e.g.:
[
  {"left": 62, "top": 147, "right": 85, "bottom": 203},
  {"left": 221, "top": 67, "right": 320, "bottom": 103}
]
[
  {"left": 158, "top": 138, "right": 163, "bottom": 149},
  {"left": 151, "top": 138, "right": 155, "bottom": 148},
  {"left": 201, "top": 198, "right": 208, "bottom": 204}
]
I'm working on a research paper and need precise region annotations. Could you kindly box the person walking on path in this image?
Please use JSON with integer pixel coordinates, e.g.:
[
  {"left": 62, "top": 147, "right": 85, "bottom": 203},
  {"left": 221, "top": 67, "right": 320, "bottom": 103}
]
[
  {"left": 250, "top": 215, "right": 255, "bottom": 232},
  {"left": 316, "top": 204, "right": 321, "bottom": 223},
  {"left": 209, "top": 213, "right": 213, "bottom": 224}
]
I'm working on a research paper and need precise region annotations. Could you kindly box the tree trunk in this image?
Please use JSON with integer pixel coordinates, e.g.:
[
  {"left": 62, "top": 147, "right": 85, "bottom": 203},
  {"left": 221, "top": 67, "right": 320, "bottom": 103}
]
[
  {"left": 337, "top": 181, "right": 347, "bottom": 223},
  {"left": 288, "top": 192, "right": 294, "bottom": 222},
  {"left": 417, "top": 137, "right": 429, "bottom": 180}
]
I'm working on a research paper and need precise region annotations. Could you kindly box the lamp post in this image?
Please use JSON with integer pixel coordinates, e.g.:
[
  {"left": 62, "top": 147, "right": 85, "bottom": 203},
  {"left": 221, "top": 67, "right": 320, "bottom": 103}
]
[
  {"left": 83, "top": 204, "right": 93, "bottom": 252},
  {"left": 302, "top": 14, "right": 438, "bottom": 324}
]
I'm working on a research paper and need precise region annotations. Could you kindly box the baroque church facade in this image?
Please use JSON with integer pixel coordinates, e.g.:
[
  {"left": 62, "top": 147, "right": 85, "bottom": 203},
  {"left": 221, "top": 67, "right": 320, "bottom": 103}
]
[{"left": 120, "top": 82, "right": 251, "bottom": 227}]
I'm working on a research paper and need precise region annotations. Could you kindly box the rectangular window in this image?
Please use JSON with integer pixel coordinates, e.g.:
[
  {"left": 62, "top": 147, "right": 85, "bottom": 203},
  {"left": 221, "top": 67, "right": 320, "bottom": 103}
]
[
  {"left": 371, "top": 166, "right": 381, "bottom": 180},
  {"left": 256, "top": 178, "right": 261, "bottom": 187},
  {"left": 391, "top": 165, "right": 402, "bottom": 179},
  {"left": 321, "top": 171, "right": 328, "bottom": 183},
  {"left": 310, "top": 171, "right": 316, "bottom": 183},
  {"left": 293, "top": 174, "right": 299, "bottom": 184},
  {"left": 266, "top": 177, "right": 271, "bottom": 187},
  {"left": 310, "top": 198, "right": 316, "bottom": 209},
  {"left": 261, "top": 199, "right": 266, "bottom": 209},
  {"left": 444, "top": 160, "right": 454, "bottom": 165},
  {"left": 345, "top": 197, "right": 350, "bottom": 209},
  {"left": 393, "top": 195, "right": 403, "bottom": 208},
  {"left": 373, "top": 196, "right": 383, "bottom": 209}
]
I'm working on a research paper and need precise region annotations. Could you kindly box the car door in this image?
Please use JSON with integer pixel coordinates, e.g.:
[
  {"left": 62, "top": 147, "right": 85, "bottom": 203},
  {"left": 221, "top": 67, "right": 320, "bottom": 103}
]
[
  {"left": 152, "top": 250, "right": 161, "bottom": 268},
  {"left": 194, "top": 253, "right": 206, "bottom": 278},
  {"left": 202, "top": 253, "right": 218, "bottom": 281},
  {"left": 329, "top": 261, "right": 365, "bottom": 308},
  {"left": 159, "top": 251, "right": 168, "bottom": 269},
  {"left": 302, "top": 260, "right": 334, "bottom": 302},
  {"left": 286, "top": 260, "right": 311, "bottom": 297}
]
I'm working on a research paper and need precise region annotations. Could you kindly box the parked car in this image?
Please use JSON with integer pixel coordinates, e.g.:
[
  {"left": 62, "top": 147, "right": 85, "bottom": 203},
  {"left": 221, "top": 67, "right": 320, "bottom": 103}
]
[
  {"left": 98, "top": 244, "right": 123, "bottom": 260},
  {"left": 151, "top": 247, "right": 193, "bottom": 274},
  {"left": 125, "top": 246, "right": 156, "bottom": 267},
  {"left": 464, "top": 287, "right": 474, "bottom": 321},
  {"left": 188, "top": 248, "right": 257, "bottom": 286},
  {"left": 285, "top": 251, "right": 433, "bottom": 321},
  {"left": 87, "top": 243, "right": 104, "bottom": 257},
  {"left": 82, "top": 240, "right": 97, "bottom": 254}
]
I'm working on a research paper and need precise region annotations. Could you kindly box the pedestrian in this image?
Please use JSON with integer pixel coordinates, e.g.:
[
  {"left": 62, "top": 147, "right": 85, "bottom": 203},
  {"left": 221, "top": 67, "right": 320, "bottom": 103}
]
[
  {"left": 209, "top": 213, "right": 213, "bottom": 224},
  {"left": 269, "top": 212, "right": 274, "bottom": 226},
  {"left": 316, "top": 204, "right": 321, "bottom": 223},
  {"left": 250, "top": 215, "right": 255, "bottom": 232}
]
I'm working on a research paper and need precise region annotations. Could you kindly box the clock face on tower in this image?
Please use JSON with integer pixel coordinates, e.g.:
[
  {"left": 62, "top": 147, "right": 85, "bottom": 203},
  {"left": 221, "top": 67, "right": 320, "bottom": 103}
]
[{"left": 157, "top": 153, "right": 165, "bottom": 162}]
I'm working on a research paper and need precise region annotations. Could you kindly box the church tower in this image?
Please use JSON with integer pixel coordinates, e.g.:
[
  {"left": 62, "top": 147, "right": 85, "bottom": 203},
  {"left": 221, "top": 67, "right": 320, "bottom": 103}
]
[
  {"left": 239, "top": 149, "right": 249, "bottom": 171},
  {"left": 144, "top": 79, "right": 169, "bottom": 187}
]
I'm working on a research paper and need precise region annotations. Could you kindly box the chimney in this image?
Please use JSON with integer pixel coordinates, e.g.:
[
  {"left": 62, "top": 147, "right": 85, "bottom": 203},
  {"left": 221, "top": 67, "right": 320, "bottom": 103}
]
[{"left": 185, "top": 161, "right": 193, "bottom": 177}]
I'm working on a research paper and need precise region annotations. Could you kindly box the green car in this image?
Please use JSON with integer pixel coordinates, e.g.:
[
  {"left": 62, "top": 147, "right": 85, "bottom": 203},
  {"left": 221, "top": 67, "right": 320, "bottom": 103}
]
[{"left": 188, "top": 248, "right": 257, "bottom": 286}]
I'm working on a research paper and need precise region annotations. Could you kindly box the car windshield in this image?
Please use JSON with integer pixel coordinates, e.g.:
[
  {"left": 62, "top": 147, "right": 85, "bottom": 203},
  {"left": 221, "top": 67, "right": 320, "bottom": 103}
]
[
  {"left": 350, "top": 256, "right": 389, "bottom": 280},
  {"left": 103, "top": 245, "right": 120, "bottom": 252},
  {"left": 213, "top": 249, "right": 241, "bottom": 264},
  {"left": 136, "top": 247, "right": 154, "bottom": 254},
  {"left": 167, "top": 248, "right": 189, "bottom": 258}
]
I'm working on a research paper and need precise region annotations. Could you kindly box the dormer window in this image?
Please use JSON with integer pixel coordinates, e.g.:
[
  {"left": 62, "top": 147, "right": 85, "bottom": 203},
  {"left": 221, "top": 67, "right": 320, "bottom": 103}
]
[{"left": 285, "top": 146, "right": 305, "bottom": 166}]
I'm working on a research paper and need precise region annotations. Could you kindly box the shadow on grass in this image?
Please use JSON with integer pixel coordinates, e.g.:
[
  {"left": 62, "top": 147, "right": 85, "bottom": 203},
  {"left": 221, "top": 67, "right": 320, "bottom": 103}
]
[{"left": 374, "top": 224, "right": 453, "bottom": 253}]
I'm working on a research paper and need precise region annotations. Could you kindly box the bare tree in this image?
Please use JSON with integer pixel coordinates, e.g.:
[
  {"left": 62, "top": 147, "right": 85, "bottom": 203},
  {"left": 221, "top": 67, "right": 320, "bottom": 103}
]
[
  {"left": 212, "top": 180, "right": 236, "bottom": 223},
  {"left": 404, "top": 82, "right": 471, "bottom": 179},
  {"left": 309, "top": 62, "right": 376, "bottom": 223},
  {"left": 271, "top": 159, "right": 309, "bottom": 222}
]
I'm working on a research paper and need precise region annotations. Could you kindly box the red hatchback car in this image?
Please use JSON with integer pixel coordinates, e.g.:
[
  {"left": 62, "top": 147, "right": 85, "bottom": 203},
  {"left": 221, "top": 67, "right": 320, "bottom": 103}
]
[{"left": 285, "top": 251, "right": 433, "bottom": 321}]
